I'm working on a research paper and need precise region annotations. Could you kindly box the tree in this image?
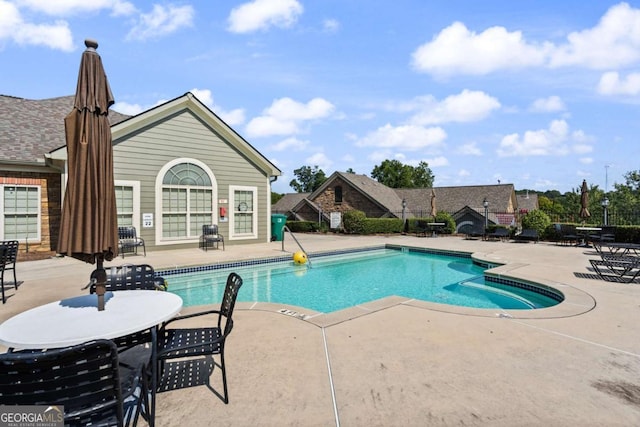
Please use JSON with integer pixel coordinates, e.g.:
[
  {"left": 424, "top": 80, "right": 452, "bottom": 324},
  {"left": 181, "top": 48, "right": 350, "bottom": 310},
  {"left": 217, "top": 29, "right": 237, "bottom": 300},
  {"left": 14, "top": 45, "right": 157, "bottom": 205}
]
[
  {"left": 271, "top": 192, "right": 284, "bottom": 204},
  {"left": 289, "top": 165, "right": 327, "bottom": 193},
  {"left": 371, "top": 160, "right": 434, "bottom": 188}
]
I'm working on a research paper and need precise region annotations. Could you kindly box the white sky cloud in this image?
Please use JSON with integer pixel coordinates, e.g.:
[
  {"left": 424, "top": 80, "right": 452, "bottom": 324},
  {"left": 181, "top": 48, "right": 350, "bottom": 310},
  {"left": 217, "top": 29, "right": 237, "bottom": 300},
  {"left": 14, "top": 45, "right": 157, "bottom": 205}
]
[
  {"left": 405, "top": 90, "right": 501, "bottom": 125},
  {"left": 412, "top": 21, "right": 549, "bottom": 76},
  {"left": 227, "top": 0, "right": 303, "bottom": 33},
  {"left": 529, "top": 96, "right": 565, "bottom": 113},
  {"left": 549, "top": 3, "right": 640, "bottom": 69},
  {"left": 323, "top": 19, "right": 340, "bottom": 33},
  {"left": 413, "top": 3, "right": 640, "bottom": 77},
  {"left": 0, "top": 0, "right": 73, "bottom": 51},
  {"left": 16, "top": 0, "right": 135, "bottom": 16},
  {"left": 425, "top": 156, "right": 449, "bottom": 167},
  {"left": 245, "top": 97, "right": 335, "bottom": 137},
  {"left": 355, "top": 124, "right": 447, "bottom": 151},
  {"left": 597, "top": 71, "right": 640, "bottom": 95},
  {"left": 305, "top": 152, "right": 332, "bottom": 171},
  {"left": 497, "top": 119, "right": 592, "bottom": 157},
  {"left": 268, "top": 137, "right": 310, "bottom": 152},
  {"left": 455, "top": 142, "right": 482, "bottom": 156},
  {"left": 126, "top": 4, "right": 194, "bottom": 41}
]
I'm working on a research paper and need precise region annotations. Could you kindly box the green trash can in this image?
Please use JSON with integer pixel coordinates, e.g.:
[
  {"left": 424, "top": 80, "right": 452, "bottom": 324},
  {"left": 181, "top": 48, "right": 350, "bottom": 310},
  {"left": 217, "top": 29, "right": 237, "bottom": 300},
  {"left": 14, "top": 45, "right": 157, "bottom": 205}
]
[{"left": 271, "top": 214, "right": 287, "bottom": 241}]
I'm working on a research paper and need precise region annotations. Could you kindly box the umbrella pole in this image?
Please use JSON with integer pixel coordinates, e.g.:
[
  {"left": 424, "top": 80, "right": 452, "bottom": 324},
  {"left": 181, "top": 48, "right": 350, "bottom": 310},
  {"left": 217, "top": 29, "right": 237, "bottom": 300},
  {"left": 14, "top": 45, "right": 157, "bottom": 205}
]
[{"left": 95, "top": 256, "right": 107, "bottom": 311}]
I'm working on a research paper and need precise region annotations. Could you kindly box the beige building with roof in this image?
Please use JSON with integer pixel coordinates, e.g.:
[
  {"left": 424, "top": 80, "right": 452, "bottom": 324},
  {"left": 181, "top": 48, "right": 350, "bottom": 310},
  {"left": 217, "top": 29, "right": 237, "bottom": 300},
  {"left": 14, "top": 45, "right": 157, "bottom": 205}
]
[{"left": 0, "top": 93, "right": 281, "bottom": 260}]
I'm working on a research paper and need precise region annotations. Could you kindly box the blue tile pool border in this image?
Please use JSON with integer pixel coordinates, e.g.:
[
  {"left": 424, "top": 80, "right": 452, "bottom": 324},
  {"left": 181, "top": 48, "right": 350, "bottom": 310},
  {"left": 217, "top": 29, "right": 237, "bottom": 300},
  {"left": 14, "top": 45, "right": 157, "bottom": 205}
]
[{"left": 155, "top": 244, "right": 563, "bottom": 304}]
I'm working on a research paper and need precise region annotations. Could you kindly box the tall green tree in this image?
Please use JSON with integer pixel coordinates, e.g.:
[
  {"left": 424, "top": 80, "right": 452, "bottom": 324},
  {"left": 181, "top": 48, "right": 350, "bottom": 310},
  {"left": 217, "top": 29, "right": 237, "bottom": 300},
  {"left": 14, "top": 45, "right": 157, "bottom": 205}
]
[
  {"left": 371, "top": 160, "right": 434, "bottom": 188},
  {"left": 289, "top": 165, "right": 327, "bottom": 193}
]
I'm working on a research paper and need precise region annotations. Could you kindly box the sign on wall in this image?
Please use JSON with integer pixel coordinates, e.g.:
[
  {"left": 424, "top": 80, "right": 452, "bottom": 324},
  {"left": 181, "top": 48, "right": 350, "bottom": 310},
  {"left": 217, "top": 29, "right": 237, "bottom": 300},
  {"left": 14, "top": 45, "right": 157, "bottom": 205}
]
[
  {"left": 142, "top": 213, "right": 153, "bottom": 228},
  {"left": 330, "top": 212, "right": 341, "bottom": 229}
]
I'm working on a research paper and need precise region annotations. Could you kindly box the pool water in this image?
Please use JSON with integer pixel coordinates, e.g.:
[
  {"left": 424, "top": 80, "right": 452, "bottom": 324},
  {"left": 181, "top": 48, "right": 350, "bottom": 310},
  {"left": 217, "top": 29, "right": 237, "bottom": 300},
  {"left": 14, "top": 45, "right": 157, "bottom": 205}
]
[{"left": 164, "top": 249, "right": 559, "bottom": 313}]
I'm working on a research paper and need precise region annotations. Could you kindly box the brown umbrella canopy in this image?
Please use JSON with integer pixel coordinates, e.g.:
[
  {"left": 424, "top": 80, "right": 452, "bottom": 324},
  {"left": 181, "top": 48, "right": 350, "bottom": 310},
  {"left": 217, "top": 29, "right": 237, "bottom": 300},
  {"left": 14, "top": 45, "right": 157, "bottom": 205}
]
[
  {"left": 58, "top": 39, "right": 118, "bottom": 263},
  {"left": 580, "top": 179, "right": 591, "bottom": 219}
]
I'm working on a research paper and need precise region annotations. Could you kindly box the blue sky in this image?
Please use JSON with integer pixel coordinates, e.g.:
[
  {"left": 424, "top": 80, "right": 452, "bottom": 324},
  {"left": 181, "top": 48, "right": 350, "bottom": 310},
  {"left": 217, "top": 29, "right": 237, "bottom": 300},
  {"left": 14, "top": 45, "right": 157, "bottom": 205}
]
[{"left": 2, "top": 1, "right": 639, "bottom": 194}]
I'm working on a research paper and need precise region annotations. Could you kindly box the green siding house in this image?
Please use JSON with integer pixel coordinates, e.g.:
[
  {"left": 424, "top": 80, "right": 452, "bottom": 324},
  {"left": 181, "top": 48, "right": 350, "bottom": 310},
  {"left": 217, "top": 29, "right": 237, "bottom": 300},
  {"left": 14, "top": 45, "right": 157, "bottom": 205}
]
[{"left": 2, "top": 92, "right": 280, "bottom": 258}]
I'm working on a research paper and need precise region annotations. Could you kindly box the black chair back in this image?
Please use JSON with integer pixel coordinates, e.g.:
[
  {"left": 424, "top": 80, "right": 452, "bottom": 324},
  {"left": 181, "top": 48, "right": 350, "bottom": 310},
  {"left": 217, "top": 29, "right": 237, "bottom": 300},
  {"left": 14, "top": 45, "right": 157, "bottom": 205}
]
[
  {"left": 0, "top": 340, "right": 125, "bottom": 427},
  {"left": 219, "top": 272, "right": 243, "bottom": 334}
]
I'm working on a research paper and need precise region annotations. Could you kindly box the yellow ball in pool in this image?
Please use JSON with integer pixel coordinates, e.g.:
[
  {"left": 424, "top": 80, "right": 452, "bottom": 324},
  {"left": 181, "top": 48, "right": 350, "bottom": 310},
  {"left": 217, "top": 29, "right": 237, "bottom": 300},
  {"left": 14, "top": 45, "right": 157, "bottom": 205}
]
[{"left": 293, "top": 251, "right": 307, "bottom": 265}]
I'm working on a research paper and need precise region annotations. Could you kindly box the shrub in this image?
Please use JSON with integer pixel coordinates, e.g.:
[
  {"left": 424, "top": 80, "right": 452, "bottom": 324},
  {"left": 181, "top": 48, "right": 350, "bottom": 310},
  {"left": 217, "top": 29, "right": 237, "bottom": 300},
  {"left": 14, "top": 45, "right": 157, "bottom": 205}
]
[
  {"left": 286, "top": 221, "right": 318, "bottom": 232},
  {"left": 362, "top": 218, "right": 404, "bottom": 234},
  {"left": 342, "top": 210, "right": 366, "bottom": 234},
  {"left": 521, "top": 210, "right": 551, "bottom": 236}
]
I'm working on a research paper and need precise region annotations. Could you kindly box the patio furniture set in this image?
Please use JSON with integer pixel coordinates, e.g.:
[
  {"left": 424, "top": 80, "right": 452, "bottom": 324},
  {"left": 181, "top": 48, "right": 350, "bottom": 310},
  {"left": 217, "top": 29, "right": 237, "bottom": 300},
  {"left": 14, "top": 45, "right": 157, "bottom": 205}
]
[
  {"left": 464, "top": 227, "right": 539, "bottom": 243},
  {"left": 589, "top": 241, "right": 640, "bottom": 283},
  {"left": 0, "top": 262, "right": 243, "bottom": 426}
]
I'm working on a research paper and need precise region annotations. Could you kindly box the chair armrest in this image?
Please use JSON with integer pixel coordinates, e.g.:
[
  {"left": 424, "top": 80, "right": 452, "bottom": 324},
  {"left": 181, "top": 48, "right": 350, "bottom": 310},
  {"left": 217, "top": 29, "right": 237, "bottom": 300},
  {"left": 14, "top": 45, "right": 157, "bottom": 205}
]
[{"left": 160, "top": 309, "right": 222, "bottom": 330}]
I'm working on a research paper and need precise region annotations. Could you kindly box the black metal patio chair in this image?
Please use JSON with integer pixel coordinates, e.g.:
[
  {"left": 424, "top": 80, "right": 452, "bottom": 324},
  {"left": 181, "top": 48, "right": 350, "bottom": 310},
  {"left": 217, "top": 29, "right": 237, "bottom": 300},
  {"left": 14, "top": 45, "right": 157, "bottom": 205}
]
[
  {"left": 118, "top": 226, "right": 146, "bottom": 258},
  {"left": 156, "top": 272, "right": 242, "bottom": 403},
  {"left": 589, "top": 254, "right": 640, "bottom": 283},
  {"left": 89, "top": 264, "right": 167, "bottom": 352},
  {"left": 199, "top": 224, "right": 225, "bottom": 251},
  {"left": 0, "top": 339, "right": 149, "bottom": 427},
  {"left": 0, "top": 240, "right": 19, "bottom": 303}
]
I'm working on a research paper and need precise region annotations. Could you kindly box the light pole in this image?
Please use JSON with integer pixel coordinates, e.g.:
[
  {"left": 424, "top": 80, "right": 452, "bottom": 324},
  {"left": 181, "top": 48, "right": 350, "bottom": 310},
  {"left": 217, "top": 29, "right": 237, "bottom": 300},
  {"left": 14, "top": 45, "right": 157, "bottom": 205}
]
[
  {"left": 483, "top": 198, "right": 489, "bottom": 229},
  {"left": 602, "top": 197, "right": 609, "bottom": 226},
  {"left": 401, "top": 198, "right": 407, "bottom": 233}
]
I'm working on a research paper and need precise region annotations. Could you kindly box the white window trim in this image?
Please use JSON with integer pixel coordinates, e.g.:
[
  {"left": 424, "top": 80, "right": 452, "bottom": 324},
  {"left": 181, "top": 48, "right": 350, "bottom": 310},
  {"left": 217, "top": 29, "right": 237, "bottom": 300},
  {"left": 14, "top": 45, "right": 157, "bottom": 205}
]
[
  {"left": 0, "top": 184, "right": 41, "bottom": 243},
  {"left": 155, "top": 158, "right": 218, "bottom": 246},
  {"left": 229, "top": 185, "right": 258, "bottom": 240},
  {"left": 114, "top": 180, "right": 141, "bottom": 231}
]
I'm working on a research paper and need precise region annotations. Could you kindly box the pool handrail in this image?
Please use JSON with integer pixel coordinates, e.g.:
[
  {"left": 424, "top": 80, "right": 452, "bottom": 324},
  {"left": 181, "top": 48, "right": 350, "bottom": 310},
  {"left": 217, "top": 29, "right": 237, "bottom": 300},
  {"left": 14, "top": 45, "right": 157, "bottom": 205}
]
[{"left": 281, "top": 226, "right": 312, "bottom": 268}]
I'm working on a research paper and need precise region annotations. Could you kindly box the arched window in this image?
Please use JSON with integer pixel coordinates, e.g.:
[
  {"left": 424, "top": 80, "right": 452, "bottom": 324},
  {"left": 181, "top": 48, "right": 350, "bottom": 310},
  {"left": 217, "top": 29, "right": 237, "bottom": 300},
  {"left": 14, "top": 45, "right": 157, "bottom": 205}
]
[
  {"left": 159, "top": 161, "right": 215, "bottom": 240},
  {"left": 335, "top": 186, "right": 343, "bottom": 203}
]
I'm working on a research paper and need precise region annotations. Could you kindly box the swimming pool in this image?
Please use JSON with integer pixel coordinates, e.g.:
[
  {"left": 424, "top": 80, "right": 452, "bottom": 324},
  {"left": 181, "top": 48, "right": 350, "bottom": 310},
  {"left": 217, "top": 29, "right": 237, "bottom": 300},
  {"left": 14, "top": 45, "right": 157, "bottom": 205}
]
[{"left": 162, "top": 248, "right": 561, "bottom": 313}]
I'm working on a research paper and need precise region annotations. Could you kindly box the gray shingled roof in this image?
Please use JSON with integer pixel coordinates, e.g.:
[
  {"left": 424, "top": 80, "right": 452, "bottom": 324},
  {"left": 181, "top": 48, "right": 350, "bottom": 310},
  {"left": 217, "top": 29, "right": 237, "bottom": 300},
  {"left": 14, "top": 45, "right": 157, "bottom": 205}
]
[
  {"left": 322, "top": 172, "right": 408, "bottom": 216},
  {"left": 272, "top": 192, "right": 311, "bottom": 213},
  {"left": 0, "top": 95, "right": 130, "bottom": 163},
  {"left": 516, "top": 193, "right": 539, "bottom": 212},
  {"left": 396, "top": 184, "right": 516, "bottom": 215}
]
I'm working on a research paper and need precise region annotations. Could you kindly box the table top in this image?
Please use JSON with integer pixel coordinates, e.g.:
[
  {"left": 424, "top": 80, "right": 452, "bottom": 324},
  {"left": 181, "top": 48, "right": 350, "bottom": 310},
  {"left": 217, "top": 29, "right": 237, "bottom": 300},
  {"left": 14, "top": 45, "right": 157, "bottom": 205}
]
[
  {"left": 428, "top": 222, "right": 446, "bottom": 226},
  {"left": 576, "top": 227, "right": 602, "bottom": 231},
  {"left": 0, "top": 290, "right": 183, "bottom": 350}
]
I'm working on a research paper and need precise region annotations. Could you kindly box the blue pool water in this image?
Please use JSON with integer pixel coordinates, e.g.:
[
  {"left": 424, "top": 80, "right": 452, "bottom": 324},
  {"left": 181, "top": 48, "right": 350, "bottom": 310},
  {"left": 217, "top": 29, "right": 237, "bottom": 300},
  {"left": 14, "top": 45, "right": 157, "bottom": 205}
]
[{"left": 164, "top": 249, "right": 560, "bottom": 313}]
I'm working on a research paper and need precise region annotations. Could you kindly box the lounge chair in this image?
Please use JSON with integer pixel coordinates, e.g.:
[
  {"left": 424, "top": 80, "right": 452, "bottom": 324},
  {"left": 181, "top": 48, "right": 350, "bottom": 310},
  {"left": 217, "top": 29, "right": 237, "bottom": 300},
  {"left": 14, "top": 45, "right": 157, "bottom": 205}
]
[
  {"left": 0, "top": 339, "right": 149, "bottom": 427},
  {"left": 486, "top": 227, "right": 510, "bottom": 242},
  {"left": 199, "top": 224, "right": 225, "bottom": 251},
  {"left": 556, "top": 224, "right": 579, "bottom": 246},
  {"left": 590, "top": 255, "right": 640, "bottom": 283},
  {"left": 0, "top": 240, "right": 19, "bottom": 303},
  {"left": 464, "top": 224, "right": 485, "bottom": 240},
  {"left": 415, "top": 220, "right": 429, "bottom": 237},
  {"left": 118, "top": 226, "right": 146, "bottom": 258},
  {"left": 157, "top": 272, "right": 242, "bottom": 403},
  {"left": 515, "top": 228, "right": 539, "bottom": 243}
]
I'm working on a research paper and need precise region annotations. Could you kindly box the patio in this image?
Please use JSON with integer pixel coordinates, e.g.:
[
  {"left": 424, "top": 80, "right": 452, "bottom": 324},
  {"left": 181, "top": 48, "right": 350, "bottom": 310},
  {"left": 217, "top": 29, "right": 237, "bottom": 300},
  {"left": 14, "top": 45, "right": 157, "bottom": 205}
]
[{"left": 1, "top": 234, "right": 639, "bottom": 426}]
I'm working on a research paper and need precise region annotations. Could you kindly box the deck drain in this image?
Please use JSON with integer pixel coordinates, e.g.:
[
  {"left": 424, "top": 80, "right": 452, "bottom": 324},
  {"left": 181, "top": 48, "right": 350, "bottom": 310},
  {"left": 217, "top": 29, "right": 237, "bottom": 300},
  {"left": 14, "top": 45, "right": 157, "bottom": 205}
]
[{"left": 278, "top": 308, "right": 308, "bottom": 319}]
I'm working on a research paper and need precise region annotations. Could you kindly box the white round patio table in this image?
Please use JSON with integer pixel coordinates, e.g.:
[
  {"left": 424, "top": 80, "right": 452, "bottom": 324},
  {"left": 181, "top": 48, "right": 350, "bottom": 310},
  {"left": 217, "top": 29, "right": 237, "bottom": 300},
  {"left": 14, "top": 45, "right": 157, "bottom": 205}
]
[{"left": 0, "top": 290, "right": 182, "bottom": 350}]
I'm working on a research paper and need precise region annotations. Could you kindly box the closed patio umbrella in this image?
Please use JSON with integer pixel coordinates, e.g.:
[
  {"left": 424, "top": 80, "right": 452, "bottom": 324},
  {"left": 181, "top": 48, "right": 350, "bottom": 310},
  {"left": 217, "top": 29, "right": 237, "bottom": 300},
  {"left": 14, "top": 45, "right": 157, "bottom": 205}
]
[
  {"left": 580, "top": 179, "right": 591, "bottom": 220},
  {"left": 57, "top": 39, "right": 118, "bottom": 310},
  {"left": 430, "top": 188, "right": 437, "bottom": 217}
]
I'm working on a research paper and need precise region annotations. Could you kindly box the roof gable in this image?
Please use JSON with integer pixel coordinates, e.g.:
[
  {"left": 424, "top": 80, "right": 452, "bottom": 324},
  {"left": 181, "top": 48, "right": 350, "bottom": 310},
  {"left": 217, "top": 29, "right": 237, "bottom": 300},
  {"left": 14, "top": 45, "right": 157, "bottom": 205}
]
[{"left": 109, "top": 92, "right": 280, "bottom": 177}]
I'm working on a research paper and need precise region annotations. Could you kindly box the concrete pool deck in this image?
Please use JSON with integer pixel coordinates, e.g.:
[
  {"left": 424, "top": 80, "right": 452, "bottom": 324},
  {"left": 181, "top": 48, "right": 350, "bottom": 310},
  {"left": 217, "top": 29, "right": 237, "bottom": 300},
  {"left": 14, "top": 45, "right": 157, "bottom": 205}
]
[{"left": 1, "top": 234, "right": 639, "bottom": 426}]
